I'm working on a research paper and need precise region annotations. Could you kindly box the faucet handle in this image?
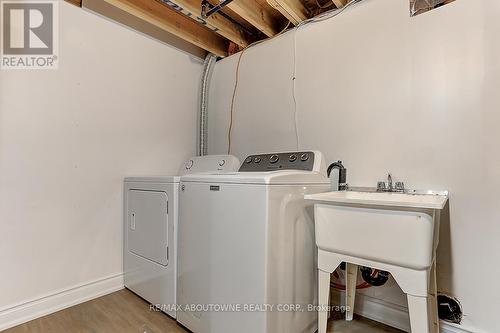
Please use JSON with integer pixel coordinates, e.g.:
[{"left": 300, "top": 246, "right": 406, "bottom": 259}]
[
  {"left": 395, "top": 181, "right": 405, "bottom": 192},
  {"left": 377, "top": 181, "right": 386, "bottom": 191}
]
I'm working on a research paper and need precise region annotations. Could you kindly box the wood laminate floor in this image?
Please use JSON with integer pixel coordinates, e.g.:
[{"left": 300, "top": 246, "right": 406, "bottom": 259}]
[{"left": 4, "top": 289, "right": 404, "bottom": 333}]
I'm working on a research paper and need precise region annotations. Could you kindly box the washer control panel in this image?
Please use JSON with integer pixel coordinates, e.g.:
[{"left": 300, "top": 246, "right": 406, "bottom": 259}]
[{"left": 239, "top": 151, "right": 315, "bottom": 172}]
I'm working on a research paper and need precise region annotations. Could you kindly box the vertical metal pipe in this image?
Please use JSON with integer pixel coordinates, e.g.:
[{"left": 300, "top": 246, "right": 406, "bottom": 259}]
[{"left": 199, "top": 53, "right": 217, "bottom": 156}]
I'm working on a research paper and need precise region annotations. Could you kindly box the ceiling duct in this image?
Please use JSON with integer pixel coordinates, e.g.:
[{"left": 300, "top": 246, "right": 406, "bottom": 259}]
[{"left": 410, "top": 0, "right": 456, "bottom": 16}]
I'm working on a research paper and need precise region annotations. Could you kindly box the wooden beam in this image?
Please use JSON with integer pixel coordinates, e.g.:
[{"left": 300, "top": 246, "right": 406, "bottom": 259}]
[
  {"left": 267, "top": 0, "right": 309, "bottom": 25},
  {"left": 65, "top": 0, "right": 82, "bottom": 7},
  {"left": 161, "top": 0, "right": 252, "bottom": 47},
  {"left": 102, "top": 0, "right": 228, "bottom": 56},
  {"left": 83, "top": 0, "right": 207, "bottom": 58},
  {"left": 332, "top": 0, "right": 348, "bottom": 8},
  {"left": 227, "top": 0, "right": 281, "bottom": 37}
]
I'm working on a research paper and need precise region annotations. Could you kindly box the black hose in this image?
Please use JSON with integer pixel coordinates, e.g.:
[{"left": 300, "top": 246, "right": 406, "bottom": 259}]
[{"left": 360, "top": 267, "right": 390, "bottom": 287}]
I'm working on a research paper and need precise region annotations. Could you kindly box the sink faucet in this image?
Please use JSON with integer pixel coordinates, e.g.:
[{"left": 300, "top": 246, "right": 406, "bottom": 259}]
[
  {"left": 377, "top": 173, "right": 405, "bottom": 193},
  {"left": 327, "top": 160, "right": 348, "bottom": 191}
]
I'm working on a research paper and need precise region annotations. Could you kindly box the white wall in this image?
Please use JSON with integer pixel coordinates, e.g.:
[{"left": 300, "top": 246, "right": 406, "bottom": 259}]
[
  {"left": 0, "top": 0, "right": 202, "bottom": 325},
  {"left": 208, "top": 0, "right": 500, "bottom": 332}
]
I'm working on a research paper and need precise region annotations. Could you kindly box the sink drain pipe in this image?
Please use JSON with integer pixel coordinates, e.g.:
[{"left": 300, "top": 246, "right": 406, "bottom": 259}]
[{"left": 199, "top": 53, "right": 217, "bottom": 156}]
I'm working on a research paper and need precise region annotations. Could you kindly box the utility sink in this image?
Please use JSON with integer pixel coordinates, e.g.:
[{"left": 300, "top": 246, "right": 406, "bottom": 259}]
[
  {"left": 306, "top": 189, "right": 449, "bottom": 333},
  {"left": 305, "top": 190, "right": 449, "bottom": 271},
  {"left": 305, "top": 190, "right": 448, "bottom": 210}
]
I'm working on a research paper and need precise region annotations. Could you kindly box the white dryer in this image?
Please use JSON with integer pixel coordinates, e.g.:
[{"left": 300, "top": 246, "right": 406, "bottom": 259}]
[
  {"left": 123, "top": 155, "right": 240, "bottom": 318},
  {"left": 177, "top": 151, "right": 329, "bottom": 333}
]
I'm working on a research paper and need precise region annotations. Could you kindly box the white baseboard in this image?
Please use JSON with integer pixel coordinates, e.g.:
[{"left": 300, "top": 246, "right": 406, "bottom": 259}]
[
  {"left": 0, "top": 273, "right": 124, "bottom": 331},
  {"left": 440, "top": 321, "right": 485, "bottom": 333},
  {"left": 0, "top": 275, "right": 482, "bottom": 333},
  {"left": 333, "top": 291, "right": 481, "bottom": 333}
]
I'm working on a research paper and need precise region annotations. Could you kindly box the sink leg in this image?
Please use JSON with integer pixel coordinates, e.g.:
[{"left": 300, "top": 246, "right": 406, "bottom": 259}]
[
  {"left": 345, "top": 263, "right": 358, "bottom": 321},
  {"left": 318, "top": 269, "right": 331, "bottom": 333},
  {"left": 408, "top": 295, "right": 430, "bottom": 333},
  {"left": 429, "top": 261, "right": 440, "bottom": 333}
]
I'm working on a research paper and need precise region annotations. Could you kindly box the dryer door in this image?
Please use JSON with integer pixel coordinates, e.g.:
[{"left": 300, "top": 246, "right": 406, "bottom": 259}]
[{"left": 127, "top": 190, "right": 169, "bottom": 266}]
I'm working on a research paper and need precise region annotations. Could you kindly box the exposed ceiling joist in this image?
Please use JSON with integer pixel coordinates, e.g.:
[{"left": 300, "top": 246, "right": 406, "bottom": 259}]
[
  {"left": 66, "top": 0, "right": 82, "bottom": 6},
  {"left": 102, "top": 0, "right": 229, "bottom": 56},
  {"left": 162, "top": 0, "right": 252, "bottom": 48},
  {"left": 332, "top": 0, "right": 348, "bottom": 8},
  {"left": 82, "top": 0, "right": 206, "bottom": 58},
  {"left": 68, "top": 0, "right": 354, "bottom": 58},
  {"left": 267, "top": 0, "right": 310, "bottom": 25},
  {"left": 226, "top": 0, "right": 282, "bottom": 37}
]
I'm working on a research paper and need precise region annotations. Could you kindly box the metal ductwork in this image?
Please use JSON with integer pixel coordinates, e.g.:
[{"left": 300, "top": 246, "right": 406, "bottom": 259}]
[{"left": 199, "top": 53, "right": 217, "bottom": 156}]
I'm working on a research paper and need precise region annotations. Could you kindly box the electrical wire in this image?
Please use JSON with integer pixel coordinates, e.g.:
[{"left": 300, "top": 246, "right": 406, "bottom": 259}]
[
  {"left": 291, "top": 0, "right": 362, "bottom": 151},
  {"left": 227, "top": 51, "right": 244, "bottom": 154},
  {"left": 227, "top": 0, "right": 362, "bottom": 153},
  {"left": 298, "top": 0, "right": 362, "bottom": 26},
  {"left": 315, "top": 0, "right": 335, "bottom": 9},
  {"left": 292, "top": 29, "right": 300, "bottom": 150},
  {"left": 227, "top": 21, "right": 292, "bottom": 154}
]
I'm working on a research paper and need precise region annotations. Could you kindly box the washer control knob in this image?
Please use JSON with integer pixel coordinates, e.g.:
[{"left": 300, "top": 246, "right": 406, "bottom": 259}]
[
  {"left": 185, "top": 159, "right": 194, "bottom": 170},
  {"left": 289, "top": 154, "right": 297, "bottom": 162},
  {"left": 245, "top": 157, "right": 253, "bottom": 164},
  {"left": 218, "top": 159, "right": 226, "bottom": 167},
  {"left": 269, "top": 154, "right": 280, "bottom": 164},
  {"left": 300, "top": 153, "right": 309, "bottom": 162},
  {"left": 254, "top": 156, "right": 262, "bottom": 163}
]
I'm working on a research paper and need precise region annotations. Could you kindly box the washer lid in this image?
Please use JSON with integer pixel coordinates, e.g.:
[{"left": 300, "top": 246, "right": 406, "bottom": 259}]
[{"left": 181, "top": 170, "right": 329, "bottom": 185}]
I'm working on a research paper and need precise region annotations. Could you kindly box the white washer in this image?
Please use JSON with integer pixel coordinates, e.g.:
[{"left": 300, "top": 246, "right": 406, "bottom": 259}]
[
  {"left": 177, "top": 151, "right": 329, "bottom": 333},
  {"left": 123, "top": 155, "right": 240, "bottom": 318}
]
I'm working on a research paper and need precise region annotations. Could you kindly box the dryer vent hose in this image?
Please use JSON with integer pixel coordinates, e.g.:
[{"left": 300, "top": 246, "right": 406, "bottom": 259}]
[{"left": 199, "top": 53, "right": 217, "bottom": 156}]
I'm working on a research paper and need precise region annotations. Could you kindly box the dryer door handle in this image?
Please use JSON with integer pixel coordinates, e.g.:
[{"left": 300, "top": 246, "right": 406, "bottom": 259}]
[{"left": 130, "top": 212, "right": 136, "bottom": 231}]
